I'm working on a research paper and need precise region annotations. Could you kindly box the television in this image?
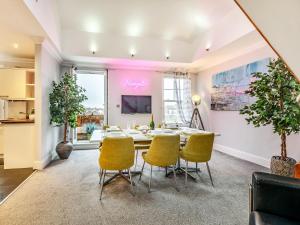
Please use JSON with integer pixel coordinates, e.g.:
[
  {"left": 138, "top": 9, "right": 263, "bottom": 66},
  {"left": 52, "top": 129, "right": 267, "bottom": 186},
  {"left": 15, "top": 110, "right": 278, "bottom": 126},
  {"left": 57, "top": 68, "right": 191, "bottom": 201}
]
[{"left": 121, "top": 95, "right": 152, "bottom": 114}]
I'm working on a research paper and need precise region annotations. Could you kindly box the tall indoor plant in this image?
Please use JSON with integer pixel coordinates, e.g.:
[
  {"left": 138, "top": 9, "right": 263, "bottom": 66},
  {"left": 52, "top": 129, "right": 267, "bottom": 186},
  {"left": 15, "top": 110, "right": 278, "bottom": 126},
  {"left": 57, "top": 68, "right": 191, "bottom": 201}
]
[
  {"left": 49, "top": 73, "right": 87, "bottom": 159},
  {"left": 240, "top": 58, "right": 300, "bottom": 176}
]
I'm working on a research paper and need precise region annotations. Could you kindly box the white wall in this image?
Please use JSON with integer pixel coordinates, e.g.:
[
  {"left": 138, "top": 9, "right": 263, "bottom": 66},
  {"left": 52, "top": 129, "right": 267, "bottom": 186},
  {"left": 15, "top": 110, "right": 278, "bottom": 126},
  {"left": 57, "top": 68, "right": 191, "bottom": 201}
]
[
  {"left": 34, "top": 40, "right": 61, "bottom": 169},
  {"left": 23, "top": 0, "right": 61, "bottom": 51},
  {"left": 236, "top": 0, "right": 300, "bottom": 81},
  {"left": 107, "top": 69, "right": 196, "bottom": 128},
  {"left": 197, "top": 46, "right": 300, "bottom": 167}
]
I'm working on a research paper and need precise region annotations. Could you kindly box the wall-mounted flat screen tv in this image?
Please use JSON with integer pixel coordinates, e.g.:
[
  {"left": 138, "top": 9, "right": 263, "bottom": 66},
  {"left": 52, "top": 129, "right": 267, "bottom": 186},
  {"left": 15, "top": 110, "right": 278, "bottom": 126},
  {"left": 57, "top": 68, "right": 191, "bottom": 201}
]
[{"left": 121, "top": 95, "right": 152, "bottom": 114}]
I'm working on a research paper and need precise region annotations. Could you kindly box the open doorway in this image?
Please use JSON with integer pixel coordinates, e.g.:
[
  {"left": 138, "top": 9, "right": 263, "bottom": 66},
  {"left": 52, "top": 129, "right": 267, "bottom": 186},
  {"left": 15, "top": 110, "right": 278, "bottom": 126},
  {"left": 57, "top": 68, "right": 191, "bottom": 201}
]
[{"left": 73, "top": 69, "right": 107, "bottom": 148}]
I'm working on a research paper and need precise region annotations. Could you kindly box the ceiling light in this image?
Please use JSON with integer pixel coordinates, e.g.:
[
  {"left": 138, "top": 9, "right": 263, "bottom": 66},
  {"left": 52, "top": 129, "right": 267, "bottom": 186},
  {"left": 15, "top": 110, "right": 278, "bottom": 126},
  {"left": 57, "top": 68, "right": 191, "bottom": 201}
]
[
  {"left": 90, "top": 43, "right": 97, "bottom": 55},
  {"left": 129, "top": 48, "right": 136, "bottom": 57},
  {"left": 165, "top": 53, "right": 170, "bottom": 60},
  {"left": 13, "top": 43, "right": 19, "bottom": 49}
]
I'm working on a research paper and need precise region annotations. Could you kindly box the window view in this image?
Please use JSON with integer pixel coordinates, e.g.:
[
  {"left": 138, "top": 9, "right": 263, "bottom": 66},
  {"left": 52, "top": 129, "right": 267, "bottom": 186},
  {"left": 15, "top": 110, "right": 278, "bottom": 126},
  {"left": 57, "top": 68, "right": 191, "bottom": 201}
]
[
  {"left": 163, "top": 77, "right": 191, "bottom": 124},
  {"left": 75, "top": 72, "right": 106, "bottom": 142}
]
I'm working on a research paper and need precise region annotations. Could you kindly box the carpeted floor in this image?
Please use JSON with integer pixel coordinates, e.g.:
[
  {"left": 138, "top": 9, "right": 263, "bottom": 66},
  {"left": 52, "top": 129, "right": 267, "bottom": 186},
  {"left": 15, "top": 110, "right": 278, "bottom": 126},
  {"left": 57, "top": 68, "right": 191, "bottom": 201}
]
[{"left": 0, "top": 150, "right": 267, "bottom": 225}]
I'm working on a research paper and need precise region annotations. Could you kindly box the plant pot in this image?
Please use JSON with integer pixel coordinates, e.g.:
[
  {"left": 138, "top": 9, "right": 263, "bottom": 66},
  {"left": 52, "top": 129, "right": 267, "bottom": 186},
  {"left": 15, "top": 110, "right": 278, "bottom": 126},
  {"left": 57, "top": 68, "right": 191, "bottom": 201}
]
[
  {"left": 270, "top": 156, "right": 296, "bottom": 177},
  {"left": 87, "top": 133, "right": 92, "bottom": 140},
  {"left": 56, "top": 142, "right": 73, "bottom": 159}
]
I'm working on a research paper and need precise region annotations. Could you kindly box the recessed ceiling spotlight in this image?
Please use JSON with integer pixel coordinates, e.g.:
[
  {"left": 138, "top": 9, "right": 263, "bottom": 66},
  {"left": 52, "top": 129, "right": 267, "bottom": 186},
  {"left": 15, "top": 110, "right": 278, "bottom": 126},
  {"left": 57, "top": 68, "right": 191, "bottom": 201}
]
[
  {"left": 90, "top": 44, "right": 97, "bottom": 55},
  {"left": 13, "top": 43, "right": 19, "bottom": 49},
  {"left": 130, "top": 49, "right": 136, "bottom": 57}
]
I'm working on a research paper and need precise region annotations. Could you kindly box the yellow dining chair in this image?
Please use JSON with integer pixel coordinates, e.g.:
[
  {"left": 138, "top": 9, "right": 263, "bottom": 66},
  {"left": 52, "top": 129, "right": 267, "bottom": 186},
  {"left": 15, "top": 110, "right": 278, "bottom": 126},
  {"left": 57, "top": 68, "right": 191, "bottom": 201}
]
[
  {"left": 98, "top": 137, "right": 135, "bottom": 200},
  {"left": 180, "top": 133, "right": 215, "bottom": 186},
  {"left": 139, "top": 135, "right": 180, "bottom": 193}
]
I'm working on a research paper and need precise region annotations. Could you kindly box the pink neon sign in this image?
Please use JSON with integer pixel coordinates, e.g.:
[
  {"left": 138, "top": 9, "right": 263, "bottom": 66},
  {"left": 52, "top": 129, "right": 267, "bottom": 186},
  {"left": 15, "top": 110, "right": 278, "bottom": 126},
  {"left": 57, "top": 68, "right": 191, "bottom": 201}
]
[{"left": 125, "top": 80, "right": 146, "bottom": 89}]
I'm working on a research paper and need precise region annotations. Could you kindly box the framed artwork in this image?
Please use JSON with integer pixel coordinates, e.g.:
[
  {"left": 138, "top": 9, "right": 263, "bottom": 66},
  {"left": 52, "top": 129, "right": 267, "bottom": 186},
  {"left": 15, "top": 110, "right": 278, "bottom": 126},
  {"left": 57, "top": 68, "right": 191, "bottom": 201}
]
[{"left": 211, "top": 58, "right": 270, "bottom": 111}]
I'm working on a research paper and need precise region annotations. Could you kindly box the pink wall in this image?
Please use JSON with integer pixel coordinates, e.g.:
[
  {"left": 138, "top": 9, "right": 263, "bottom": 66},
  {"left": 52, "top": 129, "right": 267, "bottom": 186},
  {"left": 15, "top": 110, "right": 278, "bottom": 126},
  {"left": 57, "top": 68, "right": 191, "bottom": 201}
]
[{"left": 107, "top": 68, "right": 196, "bottom": 128}]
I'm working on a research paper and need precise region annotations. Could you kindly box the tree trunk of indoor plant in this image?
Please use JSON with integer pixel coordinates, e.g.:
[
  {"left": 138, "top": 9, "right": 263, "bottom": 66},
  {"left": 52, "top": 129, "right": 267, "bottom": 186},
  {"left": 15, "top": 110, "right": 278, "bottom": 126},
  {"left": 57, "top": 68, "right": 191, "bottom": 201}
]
[
  {"left": 56, "top": 122, "right": 73, "bottom": 159},
  {"left": 270, "top": 131, "right": 296, "bottom": 177}
]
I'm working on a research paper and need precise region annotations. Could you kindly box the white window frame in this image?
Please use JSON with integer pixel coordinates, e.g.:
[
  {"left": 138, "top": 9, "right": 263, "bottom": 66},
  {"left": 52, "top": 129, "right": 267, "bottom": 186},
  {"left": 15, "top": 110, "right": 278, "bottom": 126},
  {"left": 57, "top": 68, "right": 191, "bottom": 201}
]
[{"left": 162, "top": 75, "right": 184, "bottom": 125}]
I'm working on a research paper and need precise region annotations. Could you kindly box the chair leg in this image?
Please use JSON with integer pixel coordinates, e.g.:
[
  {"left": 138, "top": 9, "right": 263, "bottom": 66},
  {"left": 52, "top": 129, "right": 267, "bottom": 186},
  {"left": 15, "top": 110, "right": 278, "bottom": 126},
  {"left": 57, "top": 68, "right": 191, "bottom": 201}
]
[
  {"left": 134, "top": 151, "right": 138, "bottom": 170},
  {"left": 100, "top": 170, "right": 106, "bottom": 200},
  {"left": 139, "top": 160, "right": 145, "bottom": 181},
  {"left": 172, "top": 165, "right": 179, "bottom": 192},
  {"left": 148, "top": 165, "right": 152, "bottom": 193},
  {"left": 165, "top": 167, "right": 168, "bottom": 176},
  {"left": 128, "top": 169, "right": 135, "bottom": 196},
  {"left": 99, "top": 169, "right": 103, "bottom": 184},
  {"left": 206, "top": 162, "right": 214, "bottom": 187},
  {"left": 185, "top": 161, "right": 188, "bottom": 186}
]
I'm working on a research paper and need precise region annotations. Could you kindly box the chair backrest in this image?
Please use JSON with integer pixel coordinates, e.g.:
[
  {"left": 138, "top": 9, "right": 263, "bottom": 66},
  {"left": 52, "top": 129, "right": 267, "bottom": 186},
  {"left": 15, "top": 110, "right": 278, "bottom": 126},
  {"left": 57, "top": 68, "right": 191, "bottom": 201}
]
[
  {"left": 99, "top": 137, "right": 134, "bottom": 170},
  {"left": 183, "top": 133, "right": 214, "bottom": 162},
  {"left": 252, "top": 172, "right": 300, "bottom": 221},
  {"left": 146, "top": 135, "right": 180, "bottom": 166}
]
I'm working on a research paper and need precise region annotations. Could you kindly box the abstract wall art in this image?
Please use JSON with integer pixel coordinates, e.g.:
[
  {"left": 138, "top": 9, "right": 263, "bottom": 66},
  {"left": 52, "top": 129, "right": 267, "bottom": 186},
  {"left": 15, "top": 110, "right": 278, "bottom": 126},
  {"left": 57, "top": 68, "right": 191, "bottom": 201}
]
[{"left": 211, "top": 58, "right": 270, "bottom": 111}]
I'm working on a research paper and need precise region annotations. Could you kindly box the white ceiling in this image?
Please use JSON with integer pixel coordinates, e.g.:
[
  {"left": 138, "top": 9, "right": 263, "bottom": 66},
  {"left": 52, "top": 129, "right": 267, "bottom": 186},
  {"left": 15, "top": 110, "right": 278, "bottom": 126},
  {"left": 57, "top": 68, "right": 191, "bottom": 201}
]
[
  {"left": 57, "top": 0, "right": 250, "bottom": 63},
  {"left": 0, "top": 0, "right": 267, "bottom": 71},
  {"left": 58, "top": 0, "right": 234, "bottom": 43},
  {"left": 0, "top": 0, "right": 45, "bottom": 59}
]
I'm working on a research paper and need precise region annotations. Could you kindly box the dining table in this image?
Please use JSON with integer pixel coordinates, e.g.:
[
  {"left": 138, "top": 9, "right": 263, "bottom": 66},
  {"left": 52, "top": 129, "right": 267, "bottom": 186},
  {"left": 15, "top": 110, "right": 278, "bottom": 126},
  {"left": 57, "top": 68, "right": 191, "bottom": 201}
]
[
  {"left": 90, "top": 127, "right": 220, "bottom": 144},
  {"left": 90, "top": 127, "right": 220, "bottom": 184}
]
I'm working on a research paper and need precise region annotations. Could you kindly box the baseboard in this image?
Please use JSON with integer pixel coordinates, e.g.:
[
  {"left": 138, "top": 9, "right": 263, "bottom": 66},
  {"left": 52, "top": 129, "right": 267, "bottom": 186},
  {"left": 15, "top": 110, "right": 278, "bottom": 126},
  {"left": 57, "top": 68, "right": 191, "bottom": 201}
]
[
  {"left": 214, "top": 143, "right": 270, "bottom": 168},
  {"left": 33, "top": 154, "right": 52, "bottom": 170}
]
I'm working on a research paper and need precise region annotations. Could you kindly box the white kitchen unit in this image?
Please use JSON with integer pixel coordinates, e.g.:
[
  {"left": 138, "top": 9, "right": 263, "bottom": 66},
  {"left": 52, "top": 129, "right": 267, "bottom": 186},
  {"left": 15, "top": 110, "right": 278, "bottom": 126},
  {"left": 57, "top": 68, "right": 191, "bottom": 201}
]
[
  {"left": 2, "top": 123, "right": 35, "bottom": 169},
  {"left": 0, "top": 69, "right": 35, "bottom": 100},
  {"left": 0, "top": 124, "right": 4, "bottom": 155}
]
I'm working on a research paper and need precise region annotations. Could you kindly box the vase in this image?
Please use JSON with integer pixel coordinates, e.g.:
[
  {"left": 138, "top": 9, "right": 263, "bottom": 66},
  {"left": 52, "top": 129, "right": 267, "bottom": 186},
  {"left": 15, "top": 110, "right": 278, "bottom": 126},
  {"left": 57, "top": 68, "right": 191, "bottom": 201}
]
[
  {"left": 270, "top": 155, "right": 296, "bottom": 177},
  {"left": 56, "top": 142, "right": 73, "bottom": 159}
]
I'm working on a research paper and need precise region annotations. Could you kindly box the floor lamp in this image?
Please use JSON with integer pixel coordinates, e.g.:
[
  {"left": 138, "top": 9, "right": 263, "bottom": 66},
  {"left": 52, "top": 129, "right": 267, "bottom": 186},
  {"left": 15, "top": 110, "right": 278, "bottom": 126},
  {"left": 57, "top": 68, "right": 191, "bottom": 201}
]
[{"left": 189, "top": 94, "right": 205, "bottom": 130}]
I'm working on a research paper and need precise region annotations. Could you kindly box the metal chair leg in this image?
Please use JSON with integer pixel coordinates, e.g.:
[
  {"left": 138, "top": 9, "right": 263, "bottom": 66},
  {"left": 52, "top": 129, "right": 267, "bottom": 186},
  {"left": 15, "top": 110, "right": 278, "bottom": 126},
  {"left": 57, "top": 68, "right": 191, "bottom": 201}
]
[
  {"left": 134, "top": 151, "right": 138, "bottom": 170},
  {"left": 206, "top": 162, "right": 214, "bottom": 187},
  {"left": 99, "top": 169, "right": 103, "bottom": 184},
  {"left": 139, "top": 161, "right": 145, "bottom": 181},
  {"left": 172, "top": 165, "right": 179, "bottom": 192},
  {"left": 100, "top": 170, "right": 106, "bottom": 200},
  {"left": 148, "top": 165, "right": 152, "bottom": 193},
  {"left": 185, "top": 161, "right": 188, "bottom": 186},
  {"left": 128, "top": 169, "right": 135, "bottom": 196}
]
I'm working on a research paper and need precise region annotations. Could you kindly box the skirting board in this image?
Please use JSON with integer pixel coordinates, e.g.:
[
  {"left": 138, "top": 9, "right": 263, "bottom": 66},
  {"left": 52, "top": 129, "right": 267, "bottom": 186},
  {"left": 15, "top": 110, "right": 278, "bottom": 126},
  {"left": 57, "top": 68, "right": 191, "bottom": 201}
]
[
  {"left": 214, "top": 144, "right": 270, "bottom": 168},
  {"left": 33, "top": 154, "right": 52, "bottom": 170}
]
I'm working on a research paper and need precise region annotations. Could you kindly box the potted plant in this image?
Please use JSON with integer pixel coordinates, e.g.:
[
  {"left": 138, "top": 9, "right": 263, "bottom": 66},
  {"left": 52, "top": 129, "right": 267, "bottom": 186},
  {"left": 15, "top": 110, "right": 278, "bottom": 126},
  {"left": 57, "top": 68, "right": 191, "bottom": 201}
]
[
  {"left": 240, "top": 58, "right": 300, "bottom": 177},
  {"left": 86, "top": 123, "right": 97, "bottom": 140},
  {"left": 49, "top": 73, "right": 87, "bottom": 159}
]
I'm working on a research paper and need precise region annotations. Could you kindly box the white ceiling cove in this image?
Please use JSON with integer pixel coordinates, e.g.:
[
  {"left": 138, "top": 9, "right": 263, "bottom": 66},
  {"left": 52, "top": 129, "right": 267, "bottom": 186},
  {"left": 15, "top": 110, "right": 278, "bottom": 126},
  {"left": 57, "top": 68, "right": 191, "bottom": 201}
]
[
  {"left": 56, "top": 0, "right": 262, "bottom": 66},
  {"left": 0, "top": 0, "right": 267, "bottom": 70}
]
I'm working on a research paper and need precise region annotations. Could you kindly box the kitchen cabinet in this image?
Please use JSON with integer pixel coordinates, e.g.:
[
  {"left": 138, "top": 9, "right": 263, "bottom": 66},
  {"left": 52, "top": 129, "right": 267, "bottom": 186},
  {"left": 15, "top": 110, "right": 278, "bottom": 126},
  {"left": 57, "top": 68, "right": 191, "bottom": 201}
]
[
  {"left": 0, "top": 125, "right": 3, "bottom": 155},
  {"left": 3, "top": 123, "right": 35, "bottom": 169},
  {"left": 0, "top": 69, "right": 34, "bottom": 99}
]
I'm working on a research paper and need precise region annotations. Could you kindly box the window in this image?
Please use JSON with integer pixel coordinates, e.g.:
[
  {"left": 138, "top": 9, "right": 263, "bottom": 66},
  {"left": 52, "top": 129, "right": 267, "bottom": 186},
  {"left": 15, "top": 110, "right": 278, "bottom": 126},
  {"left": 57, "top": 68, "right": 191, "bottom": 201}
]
[{"left": 163, "top": 76, "right": 192, "bottom": 124}]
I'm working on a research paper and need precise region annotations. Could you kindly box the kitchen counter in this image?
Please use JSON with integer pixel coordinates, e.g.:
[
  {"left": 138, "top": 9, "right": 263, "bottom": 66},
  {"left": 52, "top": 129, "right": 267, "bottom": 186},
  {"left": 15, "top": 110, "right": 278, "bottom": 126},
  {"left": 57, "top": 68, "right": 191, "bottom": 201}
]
[
  {"left": 0, "top": 123, "right": 35, "bottom": 169},
  {"left": 0, "top": 119, "right": 34, "bottom": 124}
]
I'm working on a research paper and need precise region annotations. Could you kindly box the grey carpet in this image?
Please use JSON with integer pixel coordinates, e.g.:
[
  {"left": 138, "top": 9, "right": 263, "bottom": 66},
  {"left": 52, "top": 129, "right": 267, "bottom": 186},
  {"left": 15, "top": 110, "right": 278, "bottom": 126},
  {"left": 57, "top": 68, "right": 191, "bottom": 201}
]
[{"left": 0, "top": 150, "right": 267, "bottom": 225}]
